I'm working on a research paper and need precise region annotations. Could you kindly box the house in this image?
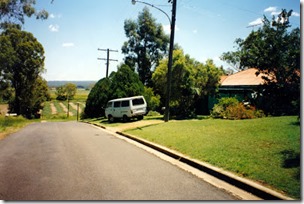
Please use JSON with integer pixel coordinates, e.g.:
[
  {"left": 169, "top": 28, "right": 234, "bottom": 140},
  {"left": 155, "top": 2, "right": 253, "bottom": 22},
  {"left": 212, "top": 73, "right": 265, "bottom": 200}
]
[{"left": 206, "top": 68, "right": 266, "bottom": 113}]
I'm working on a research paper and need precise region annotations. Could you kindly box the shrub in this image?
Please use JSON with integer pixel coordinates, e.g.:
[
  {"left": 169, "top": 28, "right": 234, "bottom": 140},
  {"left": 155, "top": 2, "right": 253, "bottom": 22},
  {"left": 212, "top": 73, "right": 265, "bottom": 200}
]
[
  {"left": 146, "top": 111, "right": 161, "bottom": 116},
  {"left": 211, "top": 97, "right": 239, "bottom": 118},
  {"left": 211, "top": 97, "right": 265, "bottom": 120},
  {"left": 225, "top": 103, "right": 256, "bottom": 119}
]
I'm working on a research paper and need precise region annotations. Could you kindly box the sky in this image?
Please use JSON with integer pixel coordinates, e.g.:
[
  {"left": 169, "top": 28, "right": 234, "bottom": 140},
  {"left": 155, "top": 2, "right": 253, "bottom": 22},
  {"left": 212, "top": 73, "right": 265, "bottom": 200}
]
[{"left": 23, "top": 0, "right": 301, "bottom": 81}]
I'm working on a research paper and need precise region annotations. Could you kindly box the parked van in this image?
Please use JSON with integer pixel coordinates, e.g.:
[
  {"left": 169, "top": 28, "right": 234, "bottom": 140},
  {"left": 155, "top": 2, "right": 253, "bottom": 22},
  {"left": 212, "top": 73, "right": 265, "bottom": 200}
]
[{"left": 105, "top": 96, "right": 147, "bottom": 122}]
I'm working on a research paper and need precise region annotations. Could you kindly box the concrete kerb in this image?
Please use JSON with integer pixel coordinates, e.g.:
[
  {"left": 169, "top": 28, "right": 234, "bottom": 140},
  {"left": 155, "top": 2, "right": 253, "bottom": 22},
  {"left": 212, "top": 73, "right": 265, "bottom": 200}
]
[{"left": 83, "top": 121, "right": 294, "bottom": 201}]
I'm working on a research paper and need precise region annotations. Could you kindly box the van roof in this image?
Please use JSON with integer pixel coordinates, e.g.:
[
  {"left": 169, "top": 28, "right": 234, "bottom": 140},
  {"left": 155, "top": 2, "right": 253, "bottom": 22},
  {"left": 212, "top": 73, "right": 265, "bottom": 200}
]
[{"left": 108, "top": 96, "right": 144, "bottom": 102}]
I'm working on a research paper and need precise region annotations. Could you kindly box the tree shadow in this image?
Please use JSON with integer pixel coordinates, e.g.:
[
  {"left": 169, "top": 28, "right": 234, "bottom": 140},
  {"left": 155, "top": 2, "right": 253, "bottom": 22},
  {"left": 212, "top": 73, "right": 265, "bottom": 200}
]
[
  {"left": 280, "top": 149, "right": 300, "bottom": 168},
  {"left": 280, "top": 149, "right": 300, "bottom": 180}
]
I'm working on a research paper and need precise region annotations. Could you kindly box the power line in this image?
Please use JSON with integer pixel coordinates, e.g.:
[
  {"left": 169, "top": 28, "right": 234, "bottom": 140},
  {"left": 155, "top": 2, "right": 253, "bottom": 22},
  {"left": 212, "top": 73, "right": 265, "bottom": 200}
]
[{"left": 97, "top": 48, "right": 118, "bottom": 78}]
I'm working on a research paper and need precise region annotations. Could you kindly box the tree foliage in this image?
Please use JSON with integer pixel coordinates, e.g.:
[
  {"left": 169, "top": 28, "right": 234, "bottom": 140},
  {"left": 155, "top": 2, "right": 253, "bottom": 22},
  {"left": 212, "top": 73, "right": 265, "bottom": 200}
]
[
  {"left": 211, "top": 97, "right": 265, "bottom": 120},
  {"left": 0, "top": 0, "right": 49, "bottom": 28},
  {"left": 221, "top": 9, "right": 300, "bottom": 115},
  {"left": 153, "top": 49, "right": 223, "bottom": 118},
  {"left": 55, "top": 83, "right": 77, "bottom": 101},
  {"left": 122, "top": 7, "right": 169, "bottom": 86},
  {"left": 108, "top": 64, "right": 144, "bottom": 99},
  {"left": 84, "top": 78, "right": 111, "bottom": 118},
  {"left": 29, "top": 76, "right": 51, "bottom": 117},
  {"left": 0, "top": 27, "right": 47, "bottom": 118},
  {"left": 143, "top": 86, "right": 160, "bottom": 112},
  {"left": 83, "top": 64, "right": 144, "bottom": 118}
]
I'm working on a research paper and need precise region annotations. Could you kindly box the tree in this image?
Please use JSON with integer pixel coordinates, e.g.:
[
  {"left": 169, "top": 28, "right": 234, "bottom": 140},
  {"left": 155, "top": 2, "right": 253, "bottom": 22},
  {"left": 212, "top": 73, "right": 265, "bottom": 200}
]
[
  {"left": 83, "top": 78, "right": 111, "bottom": 118},
  {"left": 122, "top": 7, "right": 169, "bottom": 86},
  {"left": 109, "top": 64, "right": 144, "bottom": 99},
  {"left": 221, "top": 9, "right": 300, "bottom": 115},
  {"left": 55, "top": 83, "right": 77, "bottom": 101},
  {"left": 143, "top": 86, "right": 160, "bottom": 112},
  {"left": 83, "top": 64, "right": 144, "bottom": 118},
  {"left": 0, "top": 0, "right": 49, "bottom": 28},
  {"left": 65, "top": 83, "right": 77, "bottom": 100},
  {"left": 0, "top": 27, "right": 46, "bottom": 118},
  {"left": 29, "top": 76, "right": 51, "bottom": 118},
  {"left": 153, "top": 49, "right": 223, "bottom": 118}
]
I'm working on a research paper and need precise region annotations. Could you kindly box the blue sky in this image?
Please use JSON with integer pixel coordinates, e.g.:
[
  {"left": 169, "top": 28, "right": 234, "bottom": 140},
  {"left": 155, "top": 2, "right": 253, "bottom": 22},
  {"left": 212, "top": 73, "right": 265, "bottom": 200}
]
[{"left": 23, "top": 0, "right": 301, "bottom": 81}]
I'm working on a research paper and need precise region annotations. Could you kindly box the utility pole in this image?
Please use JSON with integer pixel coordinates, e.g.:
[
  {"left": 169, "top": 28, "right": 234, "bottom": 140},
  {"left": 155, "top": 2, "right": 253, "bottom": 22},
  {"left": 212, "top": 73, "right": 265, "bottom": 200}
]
[
  {"left": 97, "top": 48, "right": 118, "bottom": 78},
  {"left": 164, "top": 0, "right": 177, "bottom": 122}
]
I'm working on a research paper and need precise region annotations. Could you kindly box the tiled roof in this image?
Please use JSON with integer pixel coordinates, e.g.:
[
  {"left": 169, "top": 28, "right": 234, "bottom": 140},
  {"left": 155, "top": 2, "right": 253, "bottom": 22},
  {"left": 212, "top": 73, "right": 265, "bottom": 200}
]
[{"left": 220, "top": 68, "right": 265, "bottom": 86}]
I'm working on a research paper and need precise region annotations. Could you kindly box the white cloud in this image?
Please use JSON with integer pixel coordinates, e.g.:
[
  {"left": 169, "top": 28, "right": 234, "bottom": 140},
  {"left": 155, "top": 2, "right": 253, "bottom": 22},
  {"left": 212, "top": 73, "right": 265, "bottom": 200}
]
[
  {"left": 263, "top": 6, "right": 300, "bottom": 17},
  {"left": 264, "top": 6, "right": 277, "bottom": 13},
  {"left": 163, "top": 24, "right": 180, "bottom": 34},
  {"left": 264, "top": 6, "right": 282, "bottom": 15},
  {"left": 271, "top": 11, "right": 281, "bottom": 16},
  {"left": 62, "top": 43, "right": 75, "bottom": 48},
  {"left": 248, "top": 18, "right": 263, "bottom": 27},
  {"left": 292, "top": 11, "right": 300, "bottom": 17},
  {"left": 49, "top": 13, "right": 62, "bottom": 19},
  {"left": 49, "top": 24, "right": 59, "bottom": 32}
]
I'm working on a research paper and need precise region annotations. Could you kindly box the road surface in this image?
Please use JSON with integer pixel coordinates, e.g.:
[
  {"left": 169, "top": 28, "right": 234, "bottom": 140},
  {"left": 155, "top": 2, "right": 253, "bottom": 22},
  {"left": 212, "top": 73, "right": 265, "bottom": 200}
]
[{"left": 0, "top": 122, "right": 236, "bottom": 200}]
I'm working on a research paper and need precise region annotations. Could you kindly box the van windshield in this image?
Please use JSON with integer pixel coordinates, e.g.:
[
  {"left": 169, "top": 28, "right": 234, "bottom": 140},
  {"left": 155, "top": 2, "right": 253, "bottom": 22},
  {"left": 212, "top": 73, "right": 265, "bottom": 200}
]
[{"left": 132, "top": 98, "right": 144, "bottom": 106}]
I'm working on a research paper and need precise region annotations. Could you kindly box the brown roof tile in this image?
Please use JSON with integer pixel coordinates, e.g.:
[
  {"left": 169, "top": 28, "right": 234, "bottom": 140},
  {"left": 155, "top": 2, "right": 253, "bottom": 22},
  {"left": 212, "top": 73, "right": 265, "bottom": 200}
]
[{"left": 221, "top": 68, "right": 265, "bottom": 86}]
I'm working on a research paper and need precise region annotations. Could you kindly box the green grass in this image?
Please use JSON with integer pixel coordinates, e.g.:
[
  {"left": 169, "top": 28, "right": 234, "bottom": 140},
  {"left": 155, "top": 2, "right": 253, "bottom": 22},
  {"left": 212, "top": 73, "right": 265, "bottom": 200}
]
[
  {"left": 0, "top": 116, "right": 32, "bottom": 140},
  {"left": 42, "top": 89, "right": 89, "bottom": 121},
  {"left": 74, "top": 89, "right": 90, "bottom": 101},
  {"left": 125, "top": 116, "right": 301, "bottom": 199},
  {"left": 49, "top": 89, "right": 90, "bottom": 102}
]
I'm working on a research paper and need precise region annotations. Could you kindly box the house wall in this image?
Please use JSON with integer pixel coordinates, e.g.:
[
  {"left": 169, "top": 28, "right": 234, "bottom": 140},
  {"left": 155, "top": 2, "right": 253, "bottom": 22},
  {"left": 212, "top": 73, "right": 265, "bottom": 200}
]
[{"left": 207, "top": 85, "right": 259, "bottom": 113}]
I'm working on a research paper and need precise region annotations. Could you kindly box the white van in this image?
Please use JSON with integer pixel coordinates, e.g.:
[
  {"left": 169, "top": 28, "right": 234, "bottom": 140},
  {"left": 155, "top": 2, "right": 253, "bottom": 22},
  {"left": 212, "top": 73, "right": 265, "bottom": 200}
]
[{"left": 105, "top": 96, "right": 147, "bottom": 122}]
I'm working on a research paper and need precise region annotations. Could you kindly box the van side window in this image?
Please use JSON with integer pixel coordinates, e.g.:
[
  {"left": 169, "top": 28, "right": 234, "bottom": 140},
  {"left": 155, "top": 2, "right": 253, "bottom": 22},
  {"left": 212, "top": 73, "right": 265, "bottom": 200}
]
[
  {"left": 132, "top": 98, "right": 144, "bottom": 106},
  {"left": 121, "top": 100, "right": 130, "bottom": 107},
  {"left": 114, "top": 101, "right": 121, "bottom": 108},
  {"left": 106, "top": 102, "right": 112, "bottom": 108}
]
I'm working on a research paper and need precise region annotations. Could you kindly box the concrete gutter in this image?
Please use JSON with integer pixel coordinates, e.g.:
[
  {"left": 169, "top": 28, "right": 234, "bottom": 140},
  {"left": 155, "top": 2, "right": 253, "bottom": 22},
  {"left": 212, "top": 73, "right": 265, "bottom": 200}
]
[{"left": 86, "top": 122, "right": 294, "bottom": 200}]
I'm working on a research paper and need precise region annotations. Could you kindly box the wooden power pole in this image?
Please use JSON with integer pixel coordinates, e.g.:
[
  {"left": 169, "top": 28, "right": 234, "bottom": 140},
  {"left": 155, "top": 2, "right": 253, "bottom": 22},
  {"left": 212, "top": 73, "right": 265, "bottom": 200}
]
[{"left": 97, "top": 48, "right": 118, "bottom": 78}]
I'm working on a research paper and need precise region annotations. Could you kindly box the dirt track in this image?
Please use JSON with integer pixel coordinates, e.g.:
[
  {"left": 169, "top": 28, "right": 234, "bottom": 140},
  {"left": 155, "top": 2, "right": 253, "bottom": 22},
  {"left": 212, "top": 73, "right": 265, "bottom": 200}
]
[{"left": 0, "top": 104, "right": 8, "bottom": 115}]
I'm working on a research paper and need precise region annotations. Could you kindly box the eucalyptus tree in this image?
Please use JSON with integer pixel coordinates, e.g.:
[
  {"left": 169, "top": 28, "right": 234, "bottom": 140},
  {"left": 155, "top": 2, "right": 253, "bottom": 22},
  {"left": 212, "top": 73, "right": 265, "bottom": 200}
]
[
  {"left": 122, "top": 7, "right": 169, "bottom": 86},
  {"left": 0, "top": 0, "right": 49, "bottom": 28}
]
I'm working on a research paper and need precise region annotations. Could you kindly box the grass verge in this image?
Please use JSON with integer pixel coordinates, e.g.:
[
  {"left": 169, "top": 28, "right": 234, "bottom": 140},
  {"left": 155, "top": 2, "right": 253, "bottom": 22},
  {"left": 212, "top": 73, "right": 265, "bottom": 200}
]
[
  {"left": 0, "top": 116, "right": 33, "bottom": 140},
  {"left": 125, "top": 116, "right": 300, "bottom": 199}
]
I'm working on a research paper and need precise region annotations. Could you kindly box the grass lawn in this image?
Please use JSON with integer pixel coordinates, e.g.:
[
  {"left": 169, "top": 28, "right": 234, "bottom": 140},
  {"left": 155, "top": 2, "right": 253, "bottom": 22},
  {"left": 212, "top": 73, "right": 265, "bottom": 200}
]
[{"left": 125, "top": 116, "right": 301, "bottom": 199}]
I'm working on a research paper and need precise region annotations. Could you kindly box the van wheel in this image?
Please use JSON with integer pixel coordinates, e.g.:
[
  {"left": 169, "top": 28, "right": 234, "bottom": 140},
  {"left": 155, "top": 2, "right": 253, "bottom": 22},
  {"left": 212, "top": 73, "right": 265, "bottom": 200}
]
[
  {"left": 123, "top": 115, "right": 129, "bottom": 123},
  {"left": 108, "top": 115, "right": 114, "bottom": 123},
  {"left": 137, "top": 115, "right": 144, "bottom": 120}
]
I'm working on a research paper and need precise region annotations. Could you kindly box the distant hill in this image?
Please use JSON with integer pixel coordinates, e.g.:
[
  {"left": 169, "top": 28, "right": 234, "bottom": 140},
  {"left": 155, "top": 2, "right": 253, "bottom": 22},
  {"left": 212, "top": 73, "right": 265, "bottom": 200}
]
[{"left": 47, "top": 81, "right": 96, "bottom": 89}]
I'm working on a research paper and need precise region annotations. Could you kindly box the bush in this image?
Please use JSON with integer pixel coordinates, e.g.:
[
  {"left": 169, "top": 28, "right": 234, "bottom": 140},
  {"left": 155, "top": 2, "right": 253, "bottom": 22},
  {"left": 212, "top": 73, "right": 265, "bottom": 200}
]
[
  {"left": 211, "top": 97, "right": 265, "bottom": 120},
  {"left": 146, "top": 110, "right": 161, "bottom": 117},
  {"left": 211, "top": 97, "right": 239, "bottom": 118},
  {"left": 225, "top": 103, "right": 256, "bottom": 119}
]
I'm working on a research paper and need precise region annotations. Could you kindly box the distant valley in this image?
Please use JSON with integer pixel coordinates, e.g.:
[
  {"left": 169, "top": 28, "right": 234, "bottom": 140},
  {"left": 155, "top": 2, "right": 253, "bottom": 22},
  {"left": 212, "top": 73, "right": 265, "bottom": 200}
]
[{"left": 47, "top": 81, "right": 96, "bottom": 89}]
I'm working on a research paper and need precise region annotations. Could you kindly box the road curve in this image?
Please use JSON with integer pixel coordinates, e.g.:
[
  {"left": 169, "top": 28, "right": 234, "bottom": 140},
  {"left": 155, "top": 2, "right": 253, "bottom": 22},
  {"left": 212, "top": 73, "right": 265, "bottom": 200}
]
[{"left": 0, "top": 122, "right": 236, "bottom": 200}]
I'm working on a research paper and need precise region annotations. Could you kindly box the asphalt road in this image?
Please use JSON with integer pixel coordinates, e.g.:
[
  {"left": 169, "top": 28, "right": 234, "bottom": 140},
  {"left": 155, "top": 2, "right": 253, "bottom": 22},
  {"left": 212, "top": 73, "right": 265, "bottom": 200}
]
[{"left": 0, "top": 122, "right": 236, "bottom": 200}]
